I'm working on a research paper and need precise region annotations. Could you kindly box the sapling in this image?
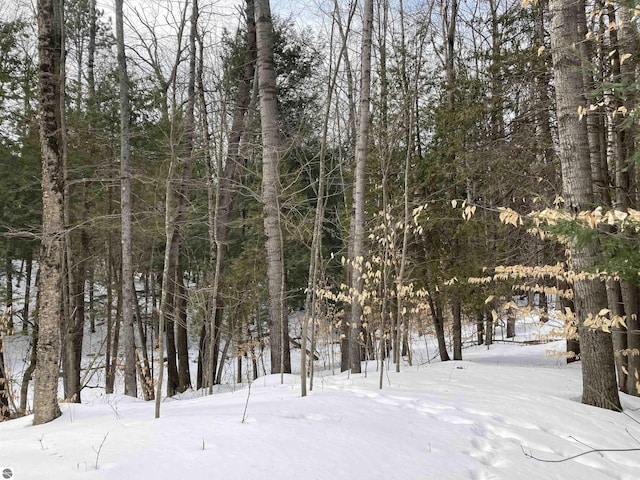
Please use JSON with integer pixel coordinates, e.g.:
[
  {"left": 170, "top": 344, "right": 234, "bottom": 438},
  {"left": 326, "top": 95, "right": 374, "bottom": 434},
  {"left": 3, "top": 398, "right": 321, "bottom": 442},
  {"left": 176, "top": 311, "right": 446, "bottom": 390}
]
[
  {"left": 92, "top": 432, "right": 109, "bottom": 470},
  {"left": 241, "top": 378, "right": 252, "bottom": 424}
]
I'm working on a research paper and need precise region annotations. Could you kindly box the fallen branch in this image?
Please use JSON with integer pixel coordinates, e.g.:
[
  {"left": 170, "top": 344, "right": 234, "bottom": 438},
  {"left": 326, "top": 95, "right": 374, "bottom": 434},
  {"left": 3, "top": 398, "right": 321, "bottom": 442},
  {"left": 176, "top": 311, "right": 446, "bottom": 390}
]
[{"left": 521, "top": 445, "right": 640, "bottom": 463}]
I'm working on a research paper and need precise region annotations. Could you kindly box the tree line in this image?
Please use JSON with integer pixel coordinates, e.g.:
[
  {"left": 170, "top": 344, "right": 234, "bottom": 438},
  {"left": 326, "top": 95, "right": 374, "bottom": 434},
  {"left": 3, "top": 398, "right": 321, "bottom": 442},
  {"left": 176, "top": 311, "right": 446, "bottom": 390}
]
[{"left": 1, "top": 0, "right": 639, "bottom": 423}]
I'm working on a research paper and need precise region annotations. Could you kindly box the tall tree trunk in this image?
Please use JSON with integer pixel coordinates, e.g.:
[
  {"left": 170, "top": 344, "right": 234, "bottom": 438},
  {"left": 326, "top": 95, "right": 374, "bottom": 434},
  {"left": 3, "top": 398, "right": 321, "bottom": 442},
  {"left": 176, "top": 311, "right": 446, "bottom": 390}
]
[
  {"left": 452, "top": 298, "right": 462, "bottom": 359},
  {"left": 62, "top": 255, "right": 83, "bottom": 402},
  {"left": 176, "top": 261, "right": 191, "bottom": 393},
  {"left": 396, "top": 0, "right": 415, "bottom": 368},
  {"left": 165, "top": 280, "right": 179, "bottom": 397},
  {"left": 200, "top": 0, "right": 257, "bottom": 389},
  {"left": 506, "top": 305, "right": 516, "bottom": 338},
  {"left": 442, "top": 0, "right": 463, "bottom": 362},
  {"left": 617, "top": 4, "right": 639, "bottom": 397},
  {"left": 59, "top": 0, "right": 83, "bottom": 405},
  {"left": 476, "top": 310, "right": 484, "bottom": 345},
  {"left": 302, "top": 0, "right": 352, "bottom": 393},
  {"left": 581, "top": 2, "right": 609, "bottom": 206},
  {"left": 348, "top": 0, "right": 373, "bottom": 374},
  {"left": 105, "top": 238, "right": 115, "bottom": 394},
  {"left": 132, "top": 274, "right": 153, "bottom": 399},
  {"left": 20, "top": 268, "right": 39, "bottom": 414},
  {"left": 116, "top": 0, "right": 137, "bottom": 398},
  {"left": 22, "top": 250, "right": 33, "bottom": 334},
  {"left": 604, "top": 3, "right": 640, "bottom": 397},
  {"left": 549, "top": 0, "right": 621, "bottom": 410},
  {"left": 332, "top": 0, "right": 358, "bottom": 373},
  {"left": 33, "top": 0, "right": 64, "bottom": 425},
  {"left": 155, "top": 0, "right": 197, "bottom": 417},
  {"left": 5, "top": 243, "right": 13, "bottom": 331},
  {"left": 429, "top": 290, "right": 450, "bottom": 361},
  {"left": 485, "top": 306, "right": 493, "bottom": 347},
  {"left": 533, "top": 0, "right": 554, "bottom": 168},
  {"left": 0, "top": 315, "right": 9, "bottom": 419},
  {"left": 255, "top": 0, "right": 291, "bottom": 375},
  {"left": 107, "top": 261, "right": 122, "bottom": 394}
]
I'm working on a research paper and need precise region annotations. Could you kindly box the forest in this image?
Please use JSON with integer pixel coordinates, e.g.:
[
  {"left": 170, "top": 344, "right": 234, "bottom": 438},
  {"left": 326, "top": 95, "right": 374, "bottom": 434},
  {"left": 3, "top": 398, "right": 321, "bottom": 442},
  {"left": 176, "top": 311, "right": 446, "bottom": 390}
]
[{"left": 1, "top": 0, "right": 640, "bottom": 428}]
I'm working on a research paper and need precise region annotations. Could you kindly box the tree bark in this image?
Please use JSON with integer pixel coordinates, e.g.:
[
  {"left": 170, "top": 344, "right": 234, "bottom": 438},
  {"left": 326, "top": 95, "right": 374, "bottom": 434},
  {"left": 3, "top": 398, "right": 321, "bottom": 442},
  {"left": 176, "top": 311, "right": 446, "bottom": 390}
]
[
  {"left": 155, "top": 0, "right": 197, "bottom": 416},
  {"left": 165, "top": 278, "right": 179, "bottom": 397},
  {"left": 611, "top": 4, "right": 639, "bottom": 397},
  {"left": 20, "top": 266, "right": 39, "bottom": 414},
  {"left": 549, "top": 0, "right": 621, "bottom": 410},
  {"left": 0, "top": 324, "right": 9, "bottom": 420},
  {"left": 105, "top": 238, "right": 115, "bottom": 394},
  {"left": 5, "top": 244, "right": 13, "bottom": 331},
  {"left": 116, "top": 0, "right": 137, "bottom": 398},
  {"left": 33, "top": 0, "right": 64, "bottom": 425},
  {"left": 200, "top": 0, "right": 257, "bottom": 389},
  {"left": 22, "top": 250, "right": 33, "bottom": 334},
  {"left": 476, "top": 310, "right": 484, "bottom": 345},
  {"left": 176, "top": 261, "right": 191, "bottom": 393},
  {"left": 255, "top": 0, "right": 291, "bottom": 375},
  {"left": 452, "top": 297, "right": 462, "bottom": 359},
  {"left": 348, "top": 0, "right": 374, "bottom": 374},
  {"left": 506, "top": 305, "right": 516, "bottom": 339}
]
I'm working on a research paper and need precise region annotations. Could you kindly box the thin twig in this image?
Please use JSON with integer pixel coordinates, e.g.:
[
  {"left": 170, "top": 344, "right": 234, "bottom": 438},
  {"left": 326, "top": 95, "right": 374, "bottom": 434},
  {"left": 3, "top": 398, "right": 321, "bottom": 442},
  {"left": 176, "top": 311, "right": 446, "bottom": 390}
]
[
  {"left": 522, "top": 445, "right": 640, "bottom": 463},
  {"left": 625, "top": 427, "right": 640, "bottom": 446},
  {"left": 241, "top": 380, "right": 252, "bottom": 424},
  {"left": 568, "top": 435, "right": 602, "bottom": 458},
  {"left": 92, "top": 432, "right": 109, "bottom": 470}
]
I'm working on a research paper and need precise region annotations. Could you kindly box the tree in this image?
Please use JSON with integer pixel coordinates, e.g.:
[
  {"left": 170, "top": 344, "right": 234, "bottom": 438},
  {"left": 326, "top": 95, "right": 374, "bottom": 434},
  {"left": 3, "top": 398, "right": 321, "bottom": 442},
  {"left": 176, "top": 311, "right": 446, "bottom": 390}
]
[
  {"left": 33, "top": 0, "right": 64, "bottom": 425},
  {"left": 1, "top": 308, "right": 9, "bottom": 420},
  {"left": 606, "top": 3, "right": 640, "bottom": 397},
  {"left": 255, "top": 0, "right": 291, "bottom": 375},
  {"left": 199, "top": 0, "right": 257, "bottom": 390},
  {"left": 155, "top": 0, "right": 196, "bottom": 416},
  {"left": 116, "top": 0, "right": 137, "bottom": 398},
  {"left": 347, "top": 0, "right": 374, "bottom": 375},
  {"left": 548, "top": 0, "right": 621, "bottom": 411}
]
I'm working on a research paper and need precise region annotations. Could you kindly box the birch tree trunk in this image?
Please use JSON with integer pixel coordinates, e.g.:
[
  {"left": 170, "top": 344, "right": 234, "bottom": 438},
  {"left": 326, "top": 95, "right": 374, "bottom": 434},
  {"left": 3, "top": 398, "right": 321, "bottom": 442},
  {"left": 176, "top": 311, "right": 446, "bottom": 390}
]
[
  {"left": 255, "top": 0, "right": 291, "bottom": 375},
  {"left": 33, "top": 0, "right": 63, "bottom": 425},
  {"left": 549, "top": 0, "right": 621, "bottom": 410}
]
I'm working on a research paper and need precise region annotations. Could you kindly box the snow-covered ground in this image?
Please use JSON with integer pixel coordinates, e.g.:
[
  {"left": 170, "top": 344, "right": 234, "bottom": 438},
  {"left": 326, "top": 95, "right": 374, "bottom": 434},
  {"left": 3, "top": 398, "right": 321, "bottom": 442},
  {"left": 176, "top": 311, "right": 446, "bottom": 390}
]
[
  {"left": 2, "top": 265, "right": 639, "bottom": 479},
  {"left": 2, "top": 337, "right": 640, "bottom": 480}
]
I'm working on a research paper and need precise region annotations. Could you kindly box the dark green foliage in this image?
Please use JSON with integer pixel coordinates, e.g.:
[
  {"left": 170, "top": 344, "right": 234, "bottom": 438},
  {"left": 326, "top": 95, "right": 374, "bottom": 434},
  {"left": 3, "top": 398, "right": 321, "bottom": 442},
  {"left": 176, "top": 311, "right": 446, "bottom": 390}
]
[
  {"left": 213, "top": 16, "right": 327, "bottom": 316},
  {"left": 0, "top": 19, "right": 41, "bottom": 264}
]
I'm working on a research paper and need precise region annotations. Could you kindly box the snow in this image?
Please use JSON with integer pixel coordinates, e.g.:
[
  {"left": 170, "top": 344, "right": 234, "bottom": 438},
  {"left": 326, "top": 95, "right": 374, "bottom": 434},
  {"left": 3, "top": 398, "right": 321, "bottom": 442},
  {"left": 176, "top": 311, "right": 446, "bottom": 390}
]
[
  {"left": 2, "top": 275, "right": 639, "bottom": 480},
  {"left": 3, "top": 336, "right": 640, "bottom": 480}
]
